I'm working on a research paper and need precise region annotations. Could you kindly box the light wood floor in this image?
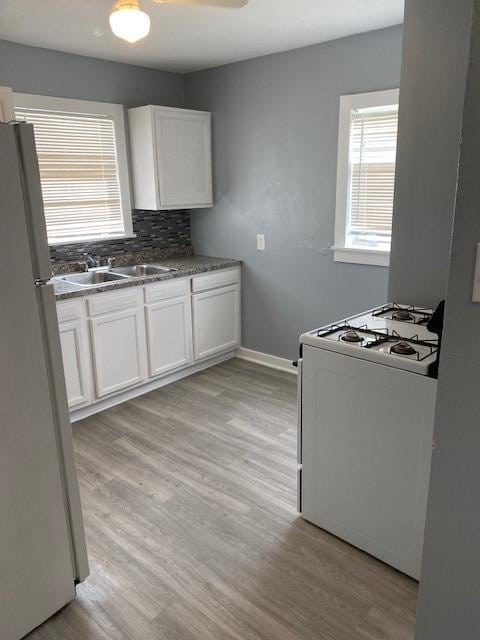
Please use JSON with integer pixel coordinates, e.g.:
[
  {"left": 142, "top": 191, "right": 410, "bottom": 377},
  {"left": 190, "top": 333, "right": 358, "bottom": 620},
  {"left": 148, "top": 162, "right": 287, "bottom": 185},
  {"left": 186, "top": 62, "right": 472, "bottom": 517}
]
[{"left": 28, "top": 358, "right": 417, "bottom": 640}]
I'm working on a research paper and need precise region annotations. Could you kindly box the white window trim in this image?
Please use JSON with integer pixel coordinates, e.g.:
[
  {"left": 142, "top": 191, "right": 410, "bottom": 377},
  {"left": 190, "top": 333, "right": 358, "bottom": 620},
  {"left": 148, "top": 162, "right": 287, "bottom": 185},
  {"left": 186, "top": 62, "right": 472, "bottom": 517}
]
[
  {"left": 13, "top": 93, "right": 133, "bottom": 244},
  {"left": 333, "top": 88, "right": 399, "bottom": 267},
  {"left": 0, "top": 86, "right": 15, "bottom": 122}
]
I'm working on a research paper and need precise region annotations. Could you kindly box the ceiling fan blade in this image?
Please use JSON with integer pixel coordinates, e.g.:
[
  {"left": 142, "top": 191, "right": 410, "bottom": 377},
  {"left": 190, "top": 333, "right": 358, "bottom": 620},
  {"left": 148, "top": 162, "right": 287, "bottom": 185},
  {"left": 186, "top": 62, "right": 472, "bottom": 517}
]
[{"left": 151, "top": 0, "right": 248, "bottom": 8}]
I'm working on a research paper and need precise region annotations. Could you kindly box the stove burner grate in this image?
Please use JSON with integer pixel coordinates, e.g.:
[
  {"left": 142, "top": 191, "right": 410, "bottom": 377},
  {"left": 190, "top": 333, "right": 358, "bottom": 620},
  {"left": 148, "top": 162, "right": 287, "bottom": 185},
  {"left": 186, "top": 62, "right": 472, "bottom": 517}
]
[
  {"left": 373, "top": 303, "right": 432, "bottom": 325},
  {"left": 380, "top": 330, "right": 438, "bottom": 361},
  {"left": 315, "top": 324, "right": 438, "bottom": 363},
  {"left": 317, "top": 322, "right": 389, "bottom": 342}
]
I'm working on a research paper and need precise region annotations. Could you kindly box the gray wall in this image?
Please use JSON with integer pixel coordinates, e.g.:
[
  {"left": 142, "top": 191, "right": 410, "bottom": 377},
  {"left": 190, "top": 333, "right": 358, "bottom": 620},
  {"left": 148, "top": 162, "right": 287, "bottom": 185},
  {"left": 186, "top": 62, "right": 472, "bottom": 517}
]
[
  {"left": 0, "top": 32, "right": 403, "bottom": 359},
  {"left": 0, "top": 39, "right": 187, "bottom": 260},
  {"left": 0, "top": 39, "right": 184, "bottom": 107},
  {"left": 184, "top": 26, "right": 403, "bottom": 360},
  {"left": 388, "top": 0, "right": 472, "bottom": 308},
  {"left": 415, "top": 3, "right": 480, "bottom": 638}
]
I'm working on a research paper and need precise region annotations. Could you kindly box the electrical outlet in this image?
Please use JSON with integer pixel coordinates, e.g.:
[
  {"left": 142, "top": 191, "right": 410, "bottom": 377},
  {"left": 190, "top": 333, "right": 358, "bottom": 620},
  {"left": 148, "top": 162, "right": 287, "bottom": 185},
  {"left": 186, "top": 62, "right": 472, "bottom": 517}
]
[{"left": 256, "top": 234, "right": 265, "bottom": 251}]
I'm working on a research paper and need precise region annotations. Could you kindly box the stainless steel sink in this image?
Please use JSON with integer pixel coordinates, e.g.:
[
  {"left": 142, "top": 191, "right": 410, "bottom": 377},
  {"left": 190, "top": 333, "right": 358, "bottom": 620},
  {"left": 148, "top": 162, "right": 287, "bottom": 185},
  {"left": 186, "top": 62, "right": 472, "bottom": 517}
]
[
  {"left": 55, "top": 270, "right": 130, "bottom": 287},
  {"left": 54, "top": 263, "right": 178, "bottom": 289},
  {"left": 109, "top": 264, "right": 178, "bottom": 277}
]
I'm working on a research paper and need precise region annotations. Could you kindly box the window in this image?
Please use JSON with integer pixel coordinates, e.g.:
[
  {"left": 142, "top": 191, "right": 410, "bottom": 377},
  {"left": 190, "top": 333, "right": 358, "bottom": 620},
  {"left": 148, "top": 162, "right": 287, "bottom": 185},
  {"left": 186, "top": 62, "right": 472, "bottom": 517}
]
[
  {"left": 14, "top": 94, "right": 132, "bottom": 245},
  {"left": 333, "top": 89, "right": 399, "bottom": 267}
]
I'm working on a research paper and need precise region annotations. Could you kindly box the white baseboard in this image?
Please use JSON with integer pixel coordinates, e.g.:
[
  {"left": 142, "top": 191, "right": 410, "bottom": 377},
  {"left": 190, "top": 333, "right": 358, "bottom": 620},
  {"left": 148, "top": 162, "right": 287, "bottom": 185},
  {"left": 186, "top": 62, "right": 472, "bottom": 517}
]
[
  {"left": 235, "top": 347, "right": 297, "bottom": 375},
  {"left": 70, "top": 351, "right": 236, "bottom": 422},
  {"left": 71, "top": 347, "right": 296, "bottom": 423}
]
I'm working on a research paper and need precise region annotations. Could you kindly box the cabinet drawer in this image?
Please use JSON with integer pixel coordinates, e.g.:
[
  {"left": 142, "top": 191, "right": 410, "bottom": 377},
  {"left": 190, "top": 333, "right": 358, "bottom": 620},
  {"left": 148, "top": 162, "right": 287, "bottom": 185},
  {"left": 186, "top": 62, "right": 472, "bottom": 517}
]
[
  {"left": 87, "top": 288, "right": 142, "bottom": 317},
  {"left": 192, "top": 267, "right": 240, "bottom": 293},
  {"left": 56, "top": 298, "right": 85, "bottom": 323},
  {"left": 144, "top": 278, "right": 189, "bottom": 303}
]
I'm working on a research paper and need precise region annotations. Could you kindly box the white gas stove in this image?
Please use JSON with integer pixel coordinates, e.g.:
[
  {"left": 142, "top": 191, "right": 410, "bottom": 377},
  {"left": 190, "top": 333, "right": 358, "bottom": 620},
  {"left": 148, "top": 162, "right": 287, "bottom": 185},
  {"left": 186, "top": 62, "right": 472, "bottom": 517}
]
[
  {"left": 300, "top": 303, "right": 439, "bottom": 376},
  {"left": 297, "top": 302, "right": 441, "bottom": 579}
]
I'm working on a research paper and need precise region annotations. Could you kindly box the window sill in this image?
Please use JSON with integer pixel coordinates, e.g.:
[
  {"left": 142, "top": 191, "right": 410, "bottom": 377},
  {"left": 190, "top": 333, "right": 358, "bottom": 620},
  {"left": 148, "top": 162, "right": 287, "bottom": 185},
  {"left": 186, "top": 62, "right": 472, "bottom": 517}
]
[
  {"left": 332, "top": 246, "right": 390, "bottom": 267},
  {"left": 48, "top": 233, "right": 137, "bottom": 247}
]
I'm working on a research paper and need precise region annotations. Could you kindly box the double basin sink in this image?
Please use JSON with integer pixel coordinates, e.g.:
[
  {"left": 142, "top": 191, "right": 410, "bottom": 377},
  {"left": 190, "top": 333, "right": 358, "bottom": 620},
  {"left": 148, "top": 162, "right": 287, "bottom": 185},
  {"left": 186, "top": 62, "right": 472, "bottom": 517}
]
[{"left": 55, "top": 264, "right": 178, "bottom": 288}]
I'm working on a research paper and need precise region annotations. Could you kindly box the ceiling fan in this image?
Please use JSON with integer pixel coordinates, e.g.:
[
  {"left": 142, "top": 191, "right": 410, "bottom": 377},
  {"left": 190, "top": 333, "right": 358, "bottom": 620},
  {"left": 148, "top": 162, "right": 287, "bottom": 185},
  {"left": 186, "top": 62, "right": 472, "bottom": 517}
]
[{"left": 110, "top": 0, "right": 249, "bottom": 44}]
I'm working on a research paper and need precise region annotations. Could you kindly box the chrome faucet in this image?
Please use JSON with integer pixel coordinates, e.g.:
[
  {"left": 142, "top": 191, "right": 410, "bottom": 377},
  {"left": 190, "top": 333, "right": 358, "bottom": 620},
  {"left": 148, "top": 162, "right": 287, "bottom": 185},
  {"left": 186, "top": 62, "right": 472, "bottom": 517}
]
[{"left": 82, "top": 253, "right": 99, "bottom": 270}]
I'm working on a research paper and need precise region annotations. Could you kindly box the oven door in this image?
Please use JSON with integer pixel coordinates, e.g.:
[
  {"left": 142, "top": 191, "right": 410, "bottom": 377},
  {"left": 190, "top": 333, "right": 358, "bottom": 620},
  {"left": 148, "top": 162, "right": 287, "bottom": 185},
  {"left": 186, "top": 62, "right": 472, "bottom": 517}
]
[{"left": 300, "top": 344, "right": 436, "bottom": 579}]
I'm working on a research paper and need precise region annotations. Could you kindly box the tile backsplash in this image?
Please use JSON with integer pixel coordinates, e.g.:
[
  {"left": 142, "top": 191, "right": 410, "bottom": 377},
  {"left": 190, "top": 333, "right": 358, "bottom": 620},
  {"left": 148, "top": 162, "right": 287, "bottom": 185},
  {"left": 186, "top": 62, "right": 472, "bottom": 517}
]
[{"left": 49, "top": 209, "right": 191, "bottom": 263}]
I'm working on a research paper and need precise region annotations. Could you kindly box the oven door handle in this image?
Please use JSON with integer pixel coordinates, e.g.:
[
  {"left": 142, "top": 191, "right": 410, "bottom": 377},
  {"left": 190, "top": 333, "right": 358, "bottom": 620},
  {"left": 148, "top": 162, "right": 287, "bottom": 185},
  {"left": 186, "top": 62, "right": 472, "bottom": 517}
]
[{"left": 297, "top": 358, "right": 303, "bottom": 465}]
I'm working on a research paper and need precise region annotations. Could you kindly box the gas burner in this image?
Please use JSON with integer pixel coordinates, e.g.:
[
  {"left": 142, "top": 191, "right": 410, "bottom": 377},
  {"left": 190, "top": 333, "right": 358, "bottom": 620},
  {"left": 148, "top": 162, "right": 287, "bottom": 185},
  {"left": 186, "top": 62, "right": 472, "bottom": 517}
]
[
  {"left": 341, "top": 330, "right": 364, "bottom": 343},
  {"left": 392, "top": 310, "right": 414, "bottom": 322},
  {"left": 372, "top": 303, "right": 433, "bottom": 325},
  {"left": 391, "top": 341, "right": 418, "bottom": 356},
  {"left": 316, "top": 322, "right": 390, "bottom": 346}
]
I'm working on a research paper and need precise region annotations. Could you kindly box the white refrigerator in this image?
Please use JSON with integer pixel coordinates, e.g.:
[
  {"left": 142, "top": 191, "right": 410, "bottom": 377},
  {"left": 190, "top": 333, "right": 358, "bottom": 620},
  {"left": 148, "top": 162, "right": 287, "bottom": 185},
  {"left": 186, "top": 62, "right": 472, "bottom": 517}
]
[{"left": 0, "top": 122, "right": 89, "bottom": 640}]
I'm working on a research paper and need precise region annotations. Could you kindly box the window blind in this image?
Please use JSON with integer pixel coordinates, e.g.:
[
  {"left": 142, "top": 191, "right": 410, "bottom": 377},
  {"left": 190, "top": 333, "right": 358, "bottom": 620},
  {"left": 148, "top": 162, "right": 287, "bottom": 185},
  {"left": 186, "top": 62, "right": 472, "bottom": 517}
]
[
  {"left": 348, "top": 106, "right": 398, "bottom": 245},
  {"left": 15, "top": 107, "right": 126, "bottom": 244}
]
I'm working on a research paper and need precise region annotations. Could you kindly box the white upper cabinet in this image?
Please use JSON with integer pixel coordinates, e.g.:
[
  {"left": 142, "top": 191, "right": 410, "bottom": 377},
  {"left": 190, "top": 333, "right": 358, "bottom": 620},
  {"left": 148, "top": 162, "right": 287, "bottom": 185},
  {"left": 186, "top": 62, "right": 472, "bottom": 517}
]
[
  {"left": 0, "top": 87, "right": 14, "bottom": 122},
  {"left": 128, "top": 105, "right": 213, "bottom": 210}
]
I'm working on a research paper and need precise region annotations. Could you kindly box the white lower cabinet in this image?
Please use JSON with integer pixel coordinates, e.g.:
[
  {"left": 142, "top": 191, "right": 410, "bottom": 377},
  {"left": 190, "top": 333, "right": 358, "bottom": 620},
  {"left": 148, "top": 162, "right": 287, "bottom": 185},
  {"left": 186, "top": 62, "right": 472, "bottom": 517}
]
[
  {"left": 57, "top": 300, "right": 92, "bottom": 409},
  {"left": 88, "top": 290, "right": 148, "bottom": 398},
  {"left": 146, "top": 297, "right": 193, "bottom": 377},
  {"left": 192, "top": 284, "right": 241, "bottom": 360},
  {"left": 144, "top": 278, "right": 193, "bottom": 377},
  {"left": 56, "top": 266, "right": 241, "bottom": 416}
]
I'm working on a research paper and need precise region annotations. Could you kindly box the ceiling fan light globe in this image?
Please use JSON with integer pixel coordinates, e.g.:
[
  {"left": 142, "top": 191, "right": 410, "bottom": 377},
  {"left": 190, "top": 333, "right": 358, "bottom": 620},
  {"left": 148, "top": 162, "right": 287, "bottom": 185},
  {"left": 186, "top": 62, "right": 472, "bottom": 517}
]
[{"left": 109, "top": 2, "right": 151, "bottom": 43}]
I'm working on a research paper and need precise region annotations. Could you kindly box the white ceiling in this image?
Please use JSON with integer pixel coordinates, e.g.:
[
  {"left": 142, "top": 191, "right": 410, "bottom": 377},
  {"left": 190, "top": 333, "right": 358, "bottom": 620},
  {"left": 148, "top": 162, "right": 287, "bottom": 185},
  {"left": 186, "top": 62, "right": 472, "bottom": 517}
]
[{"left": 0, "top": 0, "right": 404, "bottom": 73}]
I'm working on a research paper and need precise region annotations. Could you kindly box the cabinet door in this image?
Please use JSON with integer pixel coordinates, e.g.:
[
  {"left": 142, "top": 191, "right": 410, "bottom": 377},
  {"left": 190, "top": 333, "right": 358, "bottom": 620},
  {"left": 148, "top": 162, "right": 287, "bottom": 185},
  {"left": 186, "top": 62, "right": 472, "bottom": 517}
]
[
  {"left": 154, "top": 108, "right": 212, "bottom": 209},
  {"left": 0, "top": 87, "right": 14, "bottom": 122},
  {"left": 90, "top": 307, "right": 147, "bottom": 398},
  {"left": 58, "top": 318, "right": 92, "bottom": 409},
  {"left": 192, "top": 284, "right": 240, "bottom": 361},
  {"left": 146, "top": 296, "right": 193, "bottom": 377}
]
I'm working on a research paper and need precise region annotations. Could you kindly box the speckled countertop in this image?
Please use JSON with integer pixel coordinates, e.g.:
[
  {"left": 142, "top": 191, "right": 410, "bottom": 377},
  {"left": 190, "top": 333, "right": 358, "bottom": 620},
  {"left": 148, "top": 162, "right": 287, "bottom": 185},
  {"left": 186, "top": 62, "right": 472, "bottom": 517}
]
[{"left": 53, "top": 255, "right": 241, "bottom": 300}]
